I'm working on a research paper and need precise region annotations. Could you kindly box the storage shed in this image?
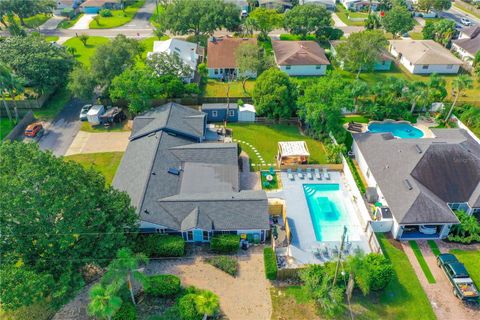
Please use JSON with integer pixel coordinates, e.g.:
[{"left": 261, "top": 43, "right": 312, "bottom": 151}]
[
  {"left": 277, "top": 141, "right": 310, "bottom": 165},
  {"left": 201, "top": 103, "right": 238, "bottom": 123},
  {"left": 238, "top": 104, "right": 256, "bottom": 122},
  {"left": 87, "top": 105, "right": 105, "bottom": 125}
]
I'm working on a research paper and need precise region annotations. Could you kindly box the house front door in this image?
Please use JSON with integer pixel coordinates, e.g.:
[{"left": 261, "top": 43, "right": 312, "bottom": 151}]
[{"left": 193, "top": 229, "right": 204, "bottom": 242}]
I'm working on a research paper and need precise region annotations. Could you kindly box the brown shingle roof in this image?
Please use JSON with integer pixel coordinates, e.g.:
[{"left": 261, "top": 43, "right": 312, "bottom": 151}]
[
  {"left": 207, "top": 37, "right": 257, "bottom": 69},
  {"left": 272, "top": 40, "right": 330, "bottom": 66}
]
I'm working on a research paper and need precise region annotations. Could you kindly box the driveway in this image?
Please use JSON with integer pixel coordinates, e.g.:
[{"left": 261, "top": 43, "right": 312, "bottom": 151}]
[
  {"left": 39, "top": 15, "right": 65, "bottom": 30},
  {"left": 332, "top": 13, "right": 347, "bottom": 27},
  {"left": 145, "top": 249, "right": 272, "bottom": 320},
  {"left": 117, "top": 0, "right": 155, "bottom": 30},
  {"left": 401, "top": 241, "right": 479, "bottom": 320},
  {"left": 64, "top": 130, "right": 130, "bottom": 156},
  {"left": 70, "top": 14, "right": 96, "bottom": 30},
  {"left": 38, "top": 99, "right": 83, "bottom": 157}
]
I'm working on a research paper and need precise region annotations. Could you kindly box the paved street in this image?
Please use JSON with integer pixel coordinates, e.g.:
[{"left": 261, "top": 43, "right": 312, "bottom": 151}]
[
  {"left": 38, "top": 99, "right": 83, "bottom": 156},
  {"left": 439, "top": 5, "right": 480, "bottom": 26},
  {"left": 39, "top": 15, "right": 65, "bottom": 30},
  {"left": 120, "top": 0, "right": 156, "bottom": 29}
]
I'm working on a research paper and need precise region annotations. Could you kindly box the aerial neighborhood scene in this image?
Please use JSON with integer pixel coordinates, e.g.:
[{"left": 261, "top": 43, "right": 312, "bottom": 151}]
[{"left": 2, "top": 0, "right": 480, "bottom": 319}]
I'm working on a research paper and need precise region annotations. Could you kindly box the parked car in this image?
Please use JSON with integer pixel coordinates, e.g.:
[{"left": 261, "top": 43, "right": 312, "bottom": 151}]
[
  {"left": 24, "top": 122, "right": 44, "bottom": 138},
  {"left": 79, "top": 104, "right": 92, "bottom": 121},
  {"left": 419, "top": 225, "right": 437, "bottom": 235},
  {"left": 461, "top": 17, "right": 472, "bottom": 26},
  {"left": 437, "top": 253, "right": 479, "bottom": 302}
]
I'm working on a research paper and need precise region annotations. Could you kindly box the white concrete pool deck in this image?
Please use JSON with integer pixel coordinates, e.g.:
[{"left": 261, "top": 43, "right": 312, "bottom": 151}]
[{"left": 270, "top": 171, "right": 370, "bottom": 265}]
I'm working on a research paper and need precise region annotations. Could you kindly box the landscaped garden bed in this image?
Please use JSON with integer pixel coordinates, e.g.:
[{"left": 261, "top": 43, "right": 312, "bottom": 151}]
[
  {"left": 260, "top": 169, "right": 279, "bottom": 190},
  {"left": 205, "top": 256, "right": 238, "bottom": 277},
  {"left": 204, "top": 79, "right": 255, "bottom": 97}
]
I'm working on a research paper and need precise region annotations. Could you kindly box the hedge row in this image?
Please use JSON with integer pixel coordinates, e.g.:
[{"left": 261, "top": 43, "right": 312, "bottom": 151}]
[
  {"left": 210, "top": 234, "right": 240, "bottom": 254},
  {"left": 135, "top": 234, "right": 185, "bottom": 257},
  {"left": 263, "top": 247, "right": 277, "bottom": 280},
  {"left": 205, "top": 256, "right": 238, "bottom": 276},
  {"left": 346, "top": 157, "right": 366, "bottom": 194},
  {"left": 144, "top": 275, "right": 181, "bottom": 297}
]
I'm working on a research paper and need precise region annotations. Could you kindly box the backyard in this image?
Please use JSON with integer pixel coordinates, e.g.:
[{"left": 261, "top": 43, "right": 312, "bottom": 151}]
[
  {"left": 63, "top": 36, "right": 110, "bottom": 66},
  {"left": 89, "top": 0, "right": 145, "bottom": 29},
  {"left": 65, "top": 152, "right": 124, "bottom": 185},
  {"left": 204, "top": 80, "right": 255, "bottom": 98},
  {"left": 449, "top": 249, "right": 480, "bottom": 285},
  {"left": 0, "top": 118, "right": 15, "bottom": 140},
  {"left": 228, "top": 123, "right": 328, "bottom": 168},
  {"left": 58, "top": 13, "right": 84, "bottom": 29}
]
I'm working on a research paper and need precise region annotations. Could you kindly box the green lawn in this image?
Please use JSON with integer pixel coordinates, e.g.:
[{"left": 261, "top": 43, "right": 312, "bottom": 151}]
[
  {"left": 335, "top": 4, "right": 366, "bottom": 26},
  {"left": 33, "top": 87, "right": 72, "bottom": 122},
  {"left": 427, "top": 240, "right": 441, "bottom": 256},
  {"left": 409, "top": 241, "right": 436, "bottom": 284},
  {"left": 341, "top": 114, "right": 369, "bottom": 124},
  {"left": 65, "top": 152, "right": 124, "bottom": 185},
  {"left": 63, "top": 36, "right": 110, "bottom": 67},
  {"left": 228, "top": 123, "right": 328, "bottom": 168},
  {"left": 149, "top": 4, "right": 165, "bottom": 27},
  {"left": 80, "top": 121, "right": 130, "bottom": 133},
  {"left": 0, "top": 118, "right": 16, "bottom": 140},
  {"left": 89, "top": 0, "right": 145, "bottom": 29},
  {"left": 279, "top": 34, "right": 317, "bottom": 41},
  {"left": 409, "top": 32, "right": 424, "bottom": 40},
  {"left": 44, "top": 36, "right": 59, "bottom": 42},
  {"left": 204, "top": 80, "right": 255, "bottom": 97},
  {"left": 58, "top": 13, "right": 84, "bottom": 29},
  {"left": 450, "top": 249, "right": 480, "bottom": 285},
  {"left": 16, "top": 13, "right": 51, "bottom": 28}
]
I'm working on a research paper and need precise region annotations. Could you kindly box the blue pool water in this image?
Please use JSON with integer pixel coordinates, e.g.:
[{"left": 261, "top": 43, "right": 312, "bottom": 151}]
[
  {"left": 368, "top": 122, "right": 424, "bottom": 139},
  {"left": 303, "top": 184, "right": 351, "bottom": 241}
]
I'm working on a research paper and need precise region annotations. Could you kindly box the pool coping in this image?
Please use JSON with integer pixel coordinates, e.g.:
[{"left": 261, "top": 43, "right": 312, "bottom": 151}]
[{"left": 367, "top": 119, "right": 434, "bottom": 138}]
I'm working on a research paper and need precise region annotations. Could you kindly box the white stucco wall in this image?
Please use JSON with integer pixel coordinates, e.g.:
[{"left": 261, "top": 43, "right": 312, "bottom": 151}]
[
  {"left": 278, "top": 64, "right": 327, "bottom": 76},
  {"left": 411, "top": 63, "right": 460, "bottom": 74},
  {"left": 451, "top": 43, "right": 475, "bottom": 64}
]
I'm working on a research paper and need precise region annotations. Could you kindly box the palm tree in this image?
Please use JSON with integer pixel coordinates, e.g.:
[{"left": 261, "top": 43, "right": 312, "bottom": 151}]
[
  {"left": 426, "top": 73, "right": 447, "bottom": 103},
  {"left": 445, "top": 74, "right": 474, "bottom": 122},
  {"left": 405, "top": 81, "right": 428, "bottom": 114},
  {"left": 88, "top": 282, "right": 122, "bottom": 320},
  {"left": 103, "top": 248, "right": 148, "bottom": 306},
  {"left": 195, "top": 290, "right": 220, "bottom": 320},
  {"left": 4, "top": 71, "right": 25, "bottom": 122},
  {"left": 0, "top": 64, "right": 13, "bottom": 122},
  {"left": 349, "top": 80, "right": 369, "bottom": 111}
]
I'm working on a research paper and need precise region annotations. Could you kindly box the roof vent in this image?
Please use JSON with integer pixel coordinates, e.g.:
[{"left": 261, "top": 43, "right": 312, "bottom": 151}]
[
  {"left": 168, "top": 168, "right": 181, "bottom": 175},
  {"left": 403, "top": 179, "right": 413, "bottom": 191},
  {"left": 151, "top": 172, "right": 156, "bottom": 175},
  {"left": 415, "top": 144, "right": 422, "bottom": 154},
  {"left": 144, "top": 209, "right": 150, "bottom": 214}
]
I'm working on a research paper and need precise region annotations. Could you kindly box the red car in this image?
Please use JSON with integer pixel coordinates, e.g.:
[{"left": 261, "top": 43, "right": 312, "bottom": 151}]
[{"left": 24, "top": 122, "right": 43, "bottom": 138}]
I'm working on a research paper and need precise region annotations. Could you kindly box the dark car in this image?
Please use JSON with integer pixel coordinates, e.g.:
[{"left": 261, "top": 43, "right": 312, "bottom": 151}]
[{"left": 437, "top": 253, "right": 479, "bottom": 302}]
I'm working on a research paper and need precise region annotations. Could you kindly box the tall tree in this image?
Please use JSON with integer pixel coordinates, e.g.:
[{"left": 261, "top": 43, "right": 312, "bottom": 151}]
[
  {"left": 252, "top": 68, "right": 297, "bottom": 119},
  {"left": 445, "top": 74, "right": 474, "bottom": 121},
  {"left": 195, "top": 290, "right": 220, "bottom": 320},
  {"left": 247, "top": 7, "right": 283, "bottom": 40},
  {"left": 405, "top": 81, "right": 428, "bottom": 113},
  {"left": 336, "top": 30, "right": 388, "bottom": 78},
  {"left": 416, "top": 0, "right": 451, "bottom": 12},
  {"left": 146, "top": 52, "right": 193, "bottom": 79},
  {"left": 2, "top": 67, "right": 24, "bottom": 122},
  {"left": 382, "top": 5, "right": 415, "bottom": 38},
  {"left": 88, "top": 282, "right": 123, "bottom": 320},
  {"left": 422, "top": 19, "right": 456, "bottom": 46},
  {"left": 234, "top": 42, "right": 260, "bottom": 92},
  {"left": 349, "top": 80, "right": 369, "bottom": 110},
  {"left": 68, "top": 66, "right": 98, "bottom": 101},
  {"left": 283, "top": 4, "right": 331, "bottom": 39},
  {"left": 1, "top": 0, "right": 55, "bottom": 26},
  {"left": 0, "top": 63, "right": 14, "bottom": 121}
]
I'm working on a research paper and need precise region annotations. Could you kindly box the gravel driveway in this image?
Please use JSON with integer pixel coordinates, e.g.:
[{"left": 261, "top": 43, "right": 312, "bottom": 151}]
[{"left": 64, "top": 131, "right": 130, "bottom": 156}]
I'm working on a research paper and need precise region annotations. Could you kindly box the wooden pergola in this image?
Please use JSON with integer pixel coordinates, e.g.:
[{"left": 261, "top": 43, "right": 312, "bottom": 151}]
[{"left": 277, "top": 141, "right": 310, "bottom": 165}]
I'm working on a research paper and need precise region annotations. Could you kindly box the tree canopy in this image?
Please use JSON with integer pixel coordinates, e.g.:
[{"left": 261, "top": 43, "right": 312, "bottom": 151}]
[
  {"left": 283, "top": 4, "right": 331, "bottom": 39},
  {"left": 422, "top": 19, "right": 456, "bottom": 46},
  {"left": 146, "top": 52, "right": 193, "bottom": 79},
  {"left": 0, "top": 0, "right": 55, "bottom": 26},
  {"left": 0, "top": 142, "right": 138, "bottom": 309},
  {"left": 252, "top": 68, "right": 297, "bottom": 120},
  {"left": 416, "top": 0, "right": 451, "bottom": 12},
  {"left": 382, "top": 5, "right": 415, "bottom": 38},
  {"left": 235, "top": 42, "right": 260, "bottom": 92},
  {"left": 247, "top": 7, "right": 283, "bottom": 40}
]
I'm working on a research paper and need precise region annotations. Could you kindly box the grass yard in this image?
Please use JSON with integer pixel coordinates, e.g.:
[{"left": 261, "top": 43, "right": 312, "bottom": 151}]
[
  {"left": 279, "top": 34, "right": 317, "bottom": 41},
  {"left": 204, "top": 80, "right": 255, "bottom": 97},
  {"left": 427, "top": 240, "right": 441, "bottom": 256},
  {"left": 409, "top": 32, "right": 424, "bottom": 40},
  {"left": 449, "top": 249, "right": 480, "bottom": 285},
  {"left": 17, "top": 13, "right": 51, "bottom": 28},
  {"left": 80, "top": 121, "right": 130, "bottom": 133},
  {"left": 409, "top": 241, "right": 436, "bottom": 284},
  {"left": 228, "top": 123, "right": 328, "bottom": 168},
  {"left": 34, "top": 87, "right": 71, "bottom": 122},
  {"left": 335, "top": 4, "right": 366, "bottom": 26},
  {"left": 89, "top": 0, "right": 145, "bottom": 29},
  {"left": 0, "top": 118, "right": 16, "bottom": 140},
  {"left": 63, "top": 36, "right": 110, "bottom": 67},
  {"left": 58, "top": 13, "right": 83, "bottom": 29},
  {"left": 44, "top": 35, "right": 59, "bottom": 42},
  {"left": 65, "top": 152, "right": 124, "bottom": 185},
  {"left": 270, "top": 286, "right": 319, "bottom": 320},
  {"left": 341, "top": 114, "right": 369, "bottom": 124}
]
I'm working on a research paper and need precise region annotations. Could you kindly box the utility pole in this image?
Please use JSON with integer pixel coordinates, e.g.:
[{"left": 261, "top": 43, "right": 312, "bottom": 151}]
[{"left": 333, "top": 225, "right": 348, "bottom": 287}]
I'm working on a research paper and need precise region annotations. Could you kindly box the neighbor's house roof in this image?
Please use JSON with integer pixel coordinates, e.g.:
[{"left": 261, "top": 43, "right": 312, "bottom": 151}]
[
  {"left": 80, "top": 0, "right": 119, "bottom": 7},
  {"left": 148, "top": 39, "right": 201, "bottom": 70},
  {"left": 278, "top": 141, "right": 310, "bottom": 157},
  {"left": 112, "top": 102, "right": 269, "bottom": 232},
  {"left": 330, "top": 40, "right": 393, "bottom": 61},
  {"left": 272, "top": 40, "right": 330, "bottom": 66},
  {"left": 207, "top": 37, "right": 257, "bottom": 69},
  {"left": 460, "top": 25, "right": 480, "bottom": 39},
  {"left": 303, "top": 0, "right": 336, "bottom": 6},
  {"left": 352, "top": 128, "right": 480, "bottom": 225},
  {"left": 239, "top": 104, "right": 255, "bottom": 113},
  {"left": 201, "top": 103, "right": 239, "bottom": 110},
  {"left": 390, "top": 40, "right": 463, "bottom": 65},
  {"left": 453, "top": 36, "right": 480, "bottom": 56}
]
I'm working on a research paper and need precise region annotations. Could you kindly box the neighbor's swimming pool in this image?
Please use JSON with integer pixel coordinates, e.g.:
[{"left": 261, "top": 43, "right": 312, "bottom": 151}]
[
  {"left": 303, "top": 184, "right": 353, "bottom": 242},
  {"left": 368, "top": 122, "right": 424, "bottom": 139}
]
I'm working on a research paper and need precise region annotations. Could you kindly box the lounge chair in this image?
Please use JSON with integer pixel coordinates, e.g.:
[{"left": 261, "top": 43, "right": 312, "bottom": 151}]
[
  {"left": 306, "top": 168, "right": 313, "bottom": 180},
  {"left": 314, "top": 168, "right": 321, "bottom": 180},
  {"left": 297, "top": 168, "right": 304, "bottom": 179},
  {"left": 287, "top": 168, "right": 294, "bottom": 181},
  {"left": 323, "top": 168, "right": 330, "bottom": 180},
  {"left": 269, "top": 167, "right": 275, "bottom": 175}
]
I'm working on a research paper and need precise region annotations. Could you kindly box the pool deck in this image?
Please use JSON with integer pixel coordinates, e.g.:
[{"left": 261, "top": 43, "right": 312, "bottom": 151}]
[{"left": 269, "top": 171, "right": 370, "bottom": 265}]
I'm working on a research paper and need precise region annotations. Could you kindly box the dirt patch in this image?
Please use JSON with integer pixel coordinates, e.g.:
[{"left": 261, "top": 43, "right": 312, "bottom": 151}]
[{"left": 65, "top": 131, "right": 130, "bottom": 156}]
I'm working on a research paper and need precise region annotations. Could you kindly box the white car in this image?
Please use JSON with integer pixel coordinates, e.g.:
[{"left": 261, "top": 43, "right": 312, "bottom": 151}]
[
  {"left": 461, "top": 17, "right": 472, "bottom": 26},
  {"left": 419, "top": 225, "right": 437, "bottom": 235}
]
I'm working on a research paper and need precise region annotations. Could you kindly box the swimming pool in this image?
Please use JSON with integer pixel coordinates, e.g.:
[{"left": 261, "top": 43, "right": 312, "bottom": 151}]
[
  {"left": 368, "top": 122, "right": 424, "bottom": 139},
  {"left": 303, "top": 184, "right": 353, "bottom": 242}
]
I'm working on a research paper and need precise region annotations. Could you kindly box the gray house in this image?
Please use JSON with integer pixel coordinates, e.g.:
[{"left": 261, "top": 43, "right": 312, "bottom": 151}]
[
  {"left": 352, "top": 129, "right": 480, "bottom": 240},
  {"left": 201, "top": 103, "right": 238, "bottom": 123},
  {"left": 112, "top": 103, "right": 270, "bottom": 243}
]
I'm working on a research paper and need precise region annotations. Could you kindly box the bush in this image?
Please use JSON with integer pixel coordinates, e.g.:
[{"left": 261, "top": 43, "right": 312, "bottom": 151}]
[
  {"left": 263, "top": 247, "right": 277, "bottom": 280},
  {"left": 364, "top": 254, "right": 393, "bottom": 291},
  {"left": 112, "top": 301, "right": 137, "bottom": 320},
  {"left": 99, "top": 9, "right": 113, "bottom": 17},
  {"left": 178, "top": 294, "right": 202, "bottom": 320},
  {"left": 144, "top": 275, "right": 181, "bottom": 297},
  {"left": 205, "top": 256, "right": 238, "bottom": 276},
  {"left": 135, "top": 235, "right": 185, "bottom": 257},
  {"left": 210, "top": 234, "right": 239, "bottom": 254}
]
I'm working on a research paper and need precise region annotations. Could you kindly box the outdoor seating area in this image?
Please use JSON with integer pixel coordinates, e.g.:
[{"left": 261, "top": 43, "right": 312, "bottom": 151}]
[
  {"left": 286, "top": 167, "right": 331, "bottom": 181},
  {"left": 277, "top": 141, "right": 310, "bottom": 165},
  {"left": 345, "top": 121, "right": 365, "bottom": 133}
]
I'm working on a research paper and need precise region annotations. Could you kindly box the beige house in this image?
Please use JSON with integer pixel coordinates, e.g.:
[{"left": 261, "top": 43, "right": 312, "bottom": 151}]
[
  {"left": 272, "top": 40, "right": 330, "bottom": 76},
  {"left": 389, "top": 40, "right": 463, "bottom": 74}
]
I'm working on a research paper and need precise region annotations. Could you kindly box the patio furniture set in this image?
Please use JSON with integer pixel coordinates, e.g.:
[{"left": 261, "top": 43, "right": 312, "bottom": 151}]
[
  {"left": 287, "top": 168, "right": 330, "bottom": 181},
  {"left": 311, "top": 241, "right": 359, "bottom": 262}
]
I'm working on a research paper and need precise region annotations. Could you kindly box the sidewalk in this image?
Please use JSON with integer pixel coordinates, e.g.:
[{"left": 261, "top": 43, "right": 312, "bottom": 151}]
[{"left": 332, "top": 13, "right": 347, "bottom": 27}]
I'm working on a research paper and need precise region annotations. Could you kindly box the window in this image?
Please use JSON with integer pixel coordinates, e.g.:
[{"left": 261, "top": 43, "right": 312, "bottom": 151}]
[
  {"left": 446, "top": 64, "right": 453, "bottom": 69},
  {"left": 187, "top": 231, "right": 193, "bottom": 241},
  {"left": 214, "top": 69, "right": 218, "bottom": 75},
  {"left": 203, "top": 231, "right": 209, "bottom": 241},
  {"left": 228, "top": 110, "right": 235, "bottom": 117},
  {"left": 315, "top": 65, "right": 322, "bottom": 70},
  {"left": 422, "top": 65, "right": 429, "bottom": 70},
  {"left": 212, "top": 110, "right": 218, "bottom": 117},
  {"left": 381, "top": 60, "right": 386, "bottom": 65},
  {"left": 285, "top": 66, "right": 291, "bottom": 70}
]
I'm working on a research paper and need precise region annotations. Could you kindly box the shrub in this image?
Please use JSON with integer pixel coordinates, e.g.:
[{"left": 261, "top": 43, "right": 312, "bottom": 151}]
[
  {"left": 178, "top": 294, "right": 201, "bottom": 320},
  {"left": 263, "top": 247, "right": 277, "bottom": 280},
  {"left": 205, "top": 256, "right": 238, "bottom": 276},
  {"left": 99, "top": 9, "right": 113, "bottom": 17},
  {"left": 364, "top": 253, "right": 393, "bottom": 291},
  {"left": 144, "top": 275, "right": 181, "bottom": 297},
  {"left": 135, "top": 235, "right": 185, "bottom": 257},
  {"left": 210, "top": 234, "right": 239, "bottom": 254},
  {"left": 112, "top": 301, "right": 137, "bottom": 320}
]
